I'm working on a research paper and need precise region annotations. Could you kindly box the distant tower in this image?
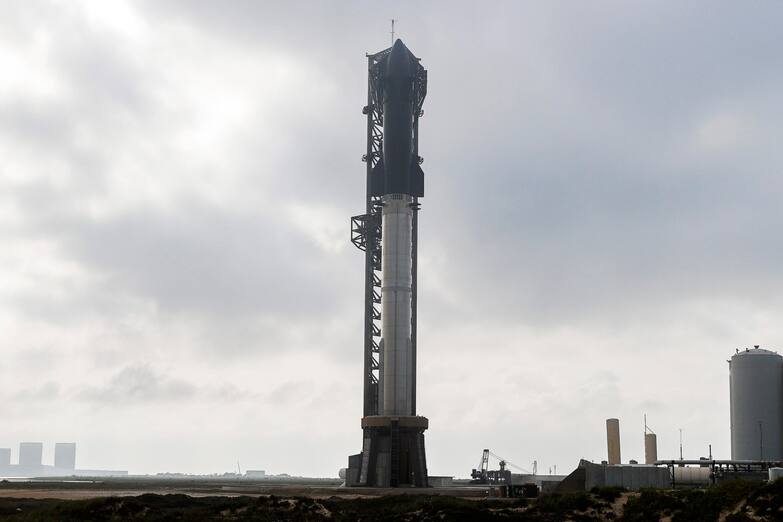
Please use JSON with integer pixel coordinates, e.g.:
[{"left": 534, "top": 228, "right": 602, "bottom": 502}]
[
  {"left": 644, "top": 433, "right": 658, "bottom": 464},
  {"left": 19, "top": 442, "right": 43, "bottom": 467},
  {"left": 0, "top": 448, "right": 10, "bottom": 467},
  {"left": 606, "top": 418, "right": 621, "bottom": 465},
  {"left": 644, "top": 415, "right": 658, "bottom": 465},
  {"left": 54, "top": 443, "right": 76, "bottom": 470}
]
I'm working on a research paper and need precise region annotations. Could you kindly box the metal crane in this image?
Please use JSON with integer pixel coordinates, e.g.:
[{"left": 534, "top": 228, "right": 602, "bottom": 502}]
[{"left": 470, "top": 449, "right": 532, "bottom": 485}]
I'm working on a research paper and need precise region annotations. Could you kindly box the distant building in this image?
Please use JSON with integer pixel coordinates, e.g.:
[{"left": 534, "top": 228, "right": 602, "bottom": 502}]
[
  {"left": 245, "top": 470, "right": 266, "bottom": 478},
  {"left": 0, "top": 441, "right": 126, "bottom": 479},
  {"left": 428, "top": 476, "right": 453, "bottom": 488},
  {"left": 19, "top": 442, "right": 43, "bottom": 466},
  {"left": 0, "top": 449, "right": 10, "bottom": 466},
  {"left": 54, "top": 443, "right": 76, "bottom": 470},
  {"left": 557, "top": 459, "right": 669, "bottom": 492},
  {"left": 73, "top": 469, "right": 128, "bottom": 477}
]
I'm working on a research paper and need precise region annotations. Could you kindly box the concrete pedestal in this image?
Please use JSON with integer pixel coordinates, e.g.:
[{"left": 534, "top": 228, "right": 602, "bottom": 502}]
[{"left": 347, "top": 416, "right": 428, "bottom": 487}]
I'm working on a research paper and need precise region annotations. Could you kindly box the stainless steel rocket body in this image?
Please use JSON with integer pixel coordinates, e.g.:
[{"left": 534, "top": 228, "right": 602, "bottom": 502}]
[{"left": 379, "top": 193, "right": 414, "bottom": 416}]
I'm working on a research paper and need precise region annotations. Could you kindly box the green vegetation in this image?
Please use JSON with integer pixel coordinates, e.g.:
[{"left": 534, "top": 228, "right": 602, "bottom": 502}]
[
  {"left": 0, "top": 495, "right": 521, "bottom": 522},
  {"left": 529, "top": 492, "right": 599, "bottom": 520},
  {"left": 590, "top": 486, "right": 626, "bottom": 503},
  {"left": 326, "top": 495, "right": 513, "bottom": 522},
  {"left": 621, "top": 480, "right": 758, "bottom": 522},
  {"left": 2, "top": 479, "right": 783, "bottom": 521}
]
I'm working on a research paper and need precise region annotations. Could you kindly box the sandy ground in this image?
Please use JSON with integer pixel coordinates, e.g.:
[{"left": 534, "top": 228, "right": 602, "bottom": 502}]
[{"left": 0, "top": 482, "right": 496, "bottom": 500}]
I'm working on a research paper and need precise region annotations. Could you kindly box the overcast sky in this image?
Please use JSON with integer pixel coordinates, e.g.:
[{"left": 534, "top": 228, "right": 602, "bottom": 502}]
[{"left": 2, "top": 0, "right": 783, "bottom": 477}]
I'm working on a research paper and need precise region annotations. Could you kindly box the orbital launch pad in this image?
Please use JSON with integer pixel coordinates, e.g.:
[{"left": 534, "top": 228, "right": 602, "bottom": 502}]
[{"left": 347, "top": 39, "right": 429, "bottom": 487}]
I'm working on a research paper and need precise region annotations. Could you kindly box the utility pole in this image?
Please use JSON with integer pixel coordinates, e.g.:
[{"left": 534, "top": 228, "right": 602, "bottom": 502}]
[{"left": 679, "top": 429, "right": 683, "bottom": 460}]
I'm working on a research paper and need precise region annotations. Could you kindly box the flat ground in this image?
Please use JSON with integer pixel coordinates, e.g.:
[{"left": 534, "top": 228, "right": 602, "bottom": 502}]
[
  {"left": 0, "top": 478, "right": 782, "bottom": 520},
  {"left": 0, "top": 477, "right": 493, "bottom": 500}
]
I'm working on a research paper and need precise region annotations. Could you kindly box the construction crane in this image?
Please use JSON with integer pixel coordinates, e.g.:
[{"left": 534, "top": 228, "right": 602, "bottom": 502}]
[{"left": 470, "top": 449, "right": 532, "bottom": 485}]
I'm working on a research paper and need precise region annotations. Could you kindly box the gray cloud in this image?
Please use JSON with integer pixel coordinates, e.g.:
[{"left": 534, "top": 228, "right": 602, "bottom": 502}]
[
  {"left": 55, "top": 201, "right": 344, "bottom": 317},
  {"left": 78, "top": 365, "right": 197, "bottom": 404},
  {"left": 75, "top": 364, "right": 265, "bottom": 406},
  {"left": 13, "top": 381, "right": 60, "bottom": 402},
  {"left": 1, "top": 0, "right": 782, "bottom": 476}
]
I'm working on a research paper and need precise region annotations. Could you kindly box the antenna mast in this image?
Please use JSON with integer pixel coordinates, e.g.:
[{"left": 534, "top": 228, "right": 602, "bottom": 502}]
[{"left": 390, "top": 19, "right": 396, "bottom": 45}]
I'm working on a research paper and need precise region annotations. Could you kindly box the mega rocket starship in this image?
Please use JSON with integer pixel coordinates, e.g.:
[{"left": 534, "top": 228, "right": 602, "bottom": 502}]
[{"left": 347, "top": 39, "right": 429, "bottom": 488}]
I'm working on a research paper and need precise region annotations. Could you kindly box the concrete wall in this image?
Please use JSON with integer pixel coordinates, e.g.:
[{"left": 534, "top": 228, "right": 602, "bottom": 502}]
[
  {"left": 559, "top": 460, "right": 669, "bottom": 491},
  {"left": 428, "top": 476, "right": 453, "bottom": 487},
  {"left": 600, "top": 464, "right": 669, "bottom": 490}
]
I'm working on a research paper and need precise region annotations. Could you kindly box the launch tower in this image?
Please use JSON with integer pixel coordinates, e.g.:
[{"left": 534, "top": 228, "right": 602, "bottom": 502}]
[{"left": 347, "top": 39, "right": 428, "bottom": 487}]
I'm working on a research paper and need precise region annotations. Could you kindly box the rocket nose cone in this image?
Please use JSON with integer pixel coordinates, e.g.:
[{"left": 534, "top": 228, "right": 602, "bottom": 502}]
[
  {"left": 387, "top": 39, "right": 411, "bottom": 77},
  {"left": 392, "top": 38, "right": 406, "bottom": 52}
]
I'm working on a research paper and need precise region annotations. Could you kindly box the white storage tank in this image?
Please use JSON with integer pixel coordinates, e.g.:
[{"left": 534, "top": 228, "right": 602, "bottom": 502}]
[
  {"left": 730, "top": 347, "right": 783, "bottom": 460},
  {"left": 769, "top": 468, "right": 783, "bottom": 482},
  {"left": 673, "top": 466, "right": 711, "bottom": 486}
]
